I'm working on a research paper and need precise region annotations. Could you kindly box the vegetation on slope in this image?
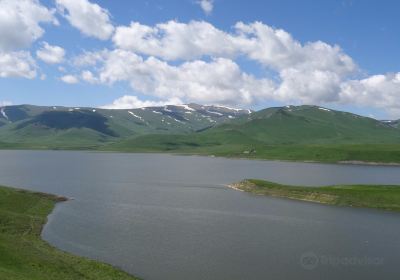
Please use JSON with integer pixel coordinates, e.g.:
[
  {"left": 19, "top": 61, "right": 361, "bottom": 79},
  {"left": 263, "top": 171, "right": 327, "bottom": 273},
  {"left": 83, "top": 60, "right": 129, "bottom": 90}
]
[
  {"left": 104, "top": 135, "right": 400, "bottom": 164},
  {"left": 0, "top": 185, "right": 139, "bottom": 280},
  {"left": 205, "top": 105, "right": 400, "bottom": 144},
  {"left": 0, "top": 104, "right": 249, "bottom": 148},
  {"left": 104, "top": 105, "right": 400, "bottom": 163},
  {"left": 230, "top": 179, "right": 400, "bottom": 212},
  {"left": 17, "top": 111, "right": 118, "bottom": 137},
  {"left": 2, "top": 104, "right": 400, "bottom": 163}
]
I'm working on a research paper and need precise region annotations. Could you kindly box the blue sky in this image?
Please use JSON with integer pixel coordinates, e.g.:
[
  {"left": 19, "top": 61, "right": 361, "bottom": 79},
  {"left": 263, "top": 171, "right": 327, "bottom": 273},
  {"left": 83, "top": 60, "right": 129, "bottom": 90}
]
[{"left": 1, "top": 0, "right": 400, "bottom": 119}]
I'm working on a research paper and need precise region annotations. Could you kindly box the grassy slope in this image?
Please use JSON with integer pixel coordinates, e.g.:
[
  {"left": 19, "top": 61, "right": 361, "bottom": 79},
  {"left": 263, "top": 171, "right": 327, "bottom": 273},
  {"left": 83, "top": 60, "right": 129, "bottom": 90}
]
[
  {"left": 104, "top": 132, "right": 400, "bottom": 163},
  {"left": 203, "top": 105, "right": 400, "bottom": 145},
  {"left": 0, "top": 105, "right": 245, "bottom": 146},
  {"left": 0, "top": 186, "right": 139, "bottom": 280},
  {"left": 2, "top": 105, "right": 400, "bottom": 163},
  {"left": 104, "top": 106, "right": 400, "bottom": 163},
  {"left": 231, "top": 179, "right": 400, "bottom": 212}
]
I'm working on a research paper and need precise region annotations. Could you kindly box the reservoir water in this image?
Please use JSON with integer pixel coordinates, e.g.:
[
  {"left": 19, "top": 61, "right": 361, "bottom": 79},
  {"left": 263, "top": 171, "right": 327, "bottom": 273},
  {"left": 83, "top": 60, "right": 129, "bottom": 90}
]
[{"left": 0, "top": 150, "right": 399, "bottom": 279}]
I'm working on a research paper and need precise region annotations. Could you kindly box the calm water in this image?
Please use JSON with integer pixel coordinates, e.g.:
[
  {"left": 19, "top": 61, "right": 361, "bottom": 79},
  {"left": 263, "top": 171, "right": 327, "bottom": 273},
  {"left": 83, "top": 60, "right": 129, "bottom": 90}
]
[{"left": 0, "top": 150, "right": 399, "bottom": 280}]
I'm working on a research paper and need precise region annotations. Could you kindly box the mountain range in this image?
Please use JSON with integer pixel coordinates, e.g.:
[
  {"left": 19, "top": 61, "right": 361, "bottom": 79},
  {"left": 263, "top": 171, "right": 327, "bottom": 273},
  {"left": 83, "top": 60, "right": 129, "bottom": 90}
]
[
  {"left": 1, "top": 103, "right": 400, "bottom": 163},
  {"left": 0, "top": 104, "right": 250, "bottom": 148}
]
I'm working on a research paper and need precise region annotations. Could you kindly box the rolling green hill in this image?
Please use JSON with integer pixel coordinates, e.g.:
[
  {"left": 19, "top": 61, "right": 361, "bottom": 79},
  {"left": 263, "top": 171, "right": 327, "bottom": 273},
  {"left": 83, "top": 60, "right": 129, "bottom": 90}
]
[
  {"left": 2, "top": 103, "right": 400, "bottom": 163},
  {"left": 0, "top": 104, "right": 250, "bottom": 149},
  {"left": 105, "top": 105, "right": 400, "bottom": 163},
  {"left": 206, "top": 105, "right": 400, "bottom": 144}
]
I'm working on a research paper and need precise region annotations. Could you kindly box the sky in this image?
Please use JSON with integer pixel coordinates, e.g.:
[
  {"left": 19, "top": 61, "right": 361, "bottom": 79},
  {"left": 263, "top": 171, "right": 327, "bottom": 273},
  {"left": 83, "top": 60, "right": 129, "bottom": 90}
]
[{"left": 1, "top": 0, "right": 400, "bottom": 119}]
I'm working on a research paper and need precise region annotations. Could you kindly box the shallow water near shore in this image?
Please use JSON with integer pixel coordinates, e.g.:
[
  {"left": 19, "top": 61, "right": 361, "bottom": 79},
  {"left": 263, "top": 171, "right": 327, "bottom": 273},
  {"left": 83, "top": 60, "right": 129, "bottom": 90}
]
[{"left": 0, "top": 150, "right": 400, "bottom": 280}]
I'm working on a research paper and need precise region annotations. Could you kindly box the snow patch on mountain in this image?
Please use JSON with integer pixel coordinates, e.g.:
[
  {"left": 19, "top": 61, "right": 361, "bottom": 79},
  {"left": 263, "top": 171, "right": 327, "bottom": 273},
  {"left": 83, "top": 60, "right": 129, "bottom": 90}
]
[
  {"left": 175, "top": 104, "right": 195, "bottom": 111},
  {"left": 318, "top": 107, "right": 331, "bottom": 112},
  {"left": 206, "top": 110, "right": 223, "bottom": 116},
  {"left": 1, "top": 108, "right": 9, "bottom": 120},
  {"left": 128, "top": 111, "right": 144, "bottom": 121}
]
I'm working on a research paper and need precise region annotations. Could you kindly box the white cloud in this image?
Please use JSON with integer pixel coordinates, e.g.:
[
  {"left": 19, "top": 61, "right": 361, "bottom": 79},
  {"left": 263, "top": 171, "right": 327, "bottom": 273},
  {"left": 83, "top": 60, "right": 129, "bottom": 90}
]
[
  {"left": 0, "top": 0, "right": 57, "bottom": 51},
  {"left": 113, "top": 20, "right": 355, "bottom": 73},
  {"left": 340, "top": 73, "right": 400, "bottom": 117},
  {"left": 101, "top": 95, "right": 181, "bottom": 109},
  {"left": 60, "top": 74, "right": 78, "bottom": 84},
  {"left": 77, "top": 19, "right": 400, "bottom": 117},
  {"left": 113, "top": 21, "right": 237, "bottom": 60},
  {"left": 233, "top": 22, "right": 356, "bottom": 75},
  {"left": 72, "top": 49, "right": 108, "bottom": 67},
  {"left": 0, "top": 0, "right": 57, "bottom": 80},
  {"left": 96, "top": 49, "right": 275, "bottom": 106},
  {"left": 81, "top": 70, "right": 97, "bottom": 83},
  {"left": 0, "top": 51, "right": 36, "bottom": 79},
  {"left": 111, "top": 20, "right": 356, "bottom": 106},
  {"left": 275, "top": 68, "right": 342, "bottom": 103},
  {"left": 106, "top": 20, "right": 356, "bottom": 106},
  {"left": 198, "top": 0, "right": 213, "bottom": 15},
  {"left": 36, "top": 42, "right": 65, "bottom": 64},
  {"left": 56, "top": 0, "right": 114, "bottom": 40}
]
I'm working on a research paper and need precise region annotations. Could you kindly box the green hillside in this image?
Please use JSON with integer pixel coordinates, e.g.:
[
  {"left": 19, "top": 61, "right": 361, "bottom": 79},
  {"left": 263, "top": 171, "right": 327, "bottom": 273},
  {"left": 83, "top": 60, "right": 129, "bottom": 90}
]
[
  {"left": 0, "top": 104, "right": 249, "bottom": 149},
  {"left": 105, "top": 105, "right": 400, "bottom": 163},
  {"left": 207, "top": 105, "right": 400, "bottom": 144},
  {"left": 2, "top": 103, "right": 400, "bottom": 163}
]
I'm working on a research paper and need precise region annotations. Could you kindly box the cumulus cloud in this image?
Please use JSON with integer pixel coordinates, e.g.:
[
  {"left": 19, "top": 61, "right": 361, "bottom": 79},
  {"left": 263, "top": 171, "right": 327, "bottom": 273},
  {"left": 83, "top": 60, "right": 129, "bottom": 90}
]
[
  {"left": 276, "top": 68, "right": 342, "bottom": 104},
  {"left": 101, "top": 95, "right": 182, "bottom": 109},
  {"left": 112, "top": 21, "right": 240, "bottom": 60},
  {"left": 72, "top": 49, "right": 108, "bottom": 67},
  {"left": 56, "top": 0, "right": 114, "bottom": 40},
  {"left": 96, "top": 20, "right": 357, "bottom": 106},
  {"left": 60, "top": 74, "right": 78, "bottom": 84},
  {"left": 0, "top": 0, "right": 57, "bottom": 51},
  {"left": 340, "top": 73, "right": 400, "bottom": 117},
  {"left": 0, "top": 51, "right": 36, "bottom": 79},
  {"left": 113, "top": 21, "right": 355, "bottom": 72},
  {"left": 0, "top": 0, "right": 59, "bottom": 80},
  {"left": 74, "top": 19, "right": 400, "bottom": 117},
  {"left": 234, "top": 22, "right": 356, "bottom": 75},
  {"left": 198, "top": 0, "right": 213, "bottom": 15},
  {"left": 95, "top": 49, "right": 275, "bottom": 106},
  {"left": 111, "top": 20, "right": 357, "bottom": 105},
  {"left": 36, "top": 42, "right": 65, "bottom": 64},
  {"left": 80, "top": 70, "right": 97, "bottom": 83}
]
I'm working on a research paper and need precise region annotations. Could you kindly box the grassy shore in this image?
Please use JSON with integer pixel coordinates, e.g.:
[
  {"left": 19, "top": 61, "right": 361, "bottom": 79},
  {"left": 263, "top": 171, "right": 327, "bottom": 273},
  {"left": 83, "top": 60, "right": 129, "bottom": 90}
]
[
  {"left": 103, "top": 136, "right": 400, "bottom": 164},
  {"left": 230, "top": 179, "right": 400, "bottom": 212},
  {"left": 0, "top": 185, "right": 139, "bottom": 280}
]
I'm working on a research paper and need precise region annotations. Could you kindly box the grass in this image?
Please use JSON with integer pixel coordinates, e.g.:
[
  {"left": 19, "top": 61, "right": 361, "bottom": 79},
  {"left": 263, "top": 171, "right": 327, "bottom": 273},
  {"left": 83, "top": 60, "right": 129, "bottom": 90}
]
[
  {"left": 230, "top": 179, "right": 400, "bottom": 212},
  {"left": 229, "top": 144, "right": 400, "bottom": 163},
  {"left": 3, "top": 131, "right": 400, "bottom": 164},
  {"left": 2, "top": 105, "right": 400, "bottom": 164},
  {"left": 100, "top": 105, "right": 400, "bottom": 164},
  {"left": 103, "top": 133, "right": 400, "bottom": 164},
  {"left": 0, "top": 185, "right": 139, "bottom": 280}
]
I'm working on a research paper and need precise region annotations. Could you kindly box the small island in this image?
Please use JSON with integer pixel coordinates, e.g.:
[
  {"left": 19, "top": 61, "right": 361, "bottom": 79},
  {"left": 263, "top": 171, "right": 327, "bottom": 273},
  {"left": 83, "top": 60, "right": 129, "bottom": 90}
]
[
  {"left": 229, "top": 179, "right": 400, "bottom": 212},
  {"left": 0, "top": 185, "right": 139, "bottom": 280}
]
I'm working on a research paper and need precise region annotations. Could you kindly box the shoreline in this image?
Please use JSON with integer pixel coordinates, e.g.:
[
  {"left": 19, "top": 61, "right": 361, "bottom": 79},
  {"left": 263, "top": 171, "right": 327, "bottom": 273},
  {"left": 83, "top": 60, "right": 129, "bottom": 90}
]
[
  {"left": 0, "top": 185, "right": 139, "bottom": 279},
  {"left": 225, "top": 183, "right": 245, "bottom": 192},
  {"left": 1, "top": 147, "right": 400, "bottom": 167},
  {"left": 337, "top": 160, "right": 400, "bottom": 166},
  {"left": 227, "top": 179, "right": 400, "bottom": 213}
]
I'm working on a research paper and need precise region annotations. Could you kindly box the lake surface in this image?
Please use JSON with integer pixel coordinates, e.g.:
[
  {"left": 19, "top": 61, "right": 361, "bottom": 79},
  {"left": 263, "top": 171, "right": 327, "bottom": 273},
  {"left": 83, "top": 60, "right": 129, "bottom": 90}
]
[{"left": 0, "top": 150, "right": 399, "bottom": 280}]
